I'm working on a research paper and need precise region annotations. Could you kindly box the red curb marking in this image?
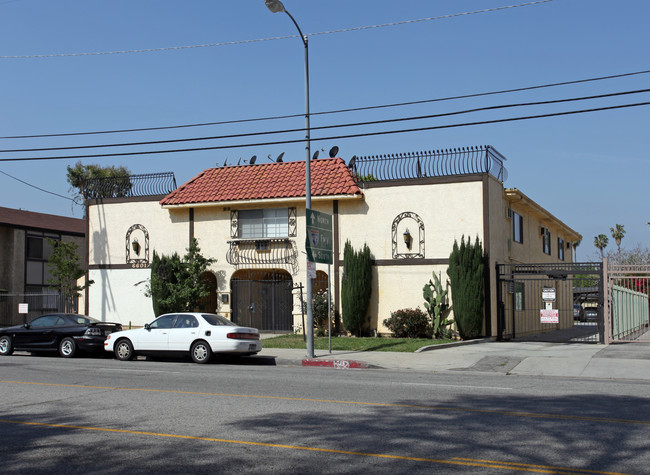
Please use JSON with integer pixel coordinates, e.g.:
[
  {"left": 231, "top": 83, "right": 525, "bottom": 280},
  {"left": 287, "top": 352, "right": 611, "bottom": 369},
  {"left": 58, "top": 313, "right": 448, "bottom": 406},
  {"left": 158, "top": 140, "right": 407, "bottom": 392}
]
[{"left": 302, "top": 359, "right": 368, "bottom": 369}]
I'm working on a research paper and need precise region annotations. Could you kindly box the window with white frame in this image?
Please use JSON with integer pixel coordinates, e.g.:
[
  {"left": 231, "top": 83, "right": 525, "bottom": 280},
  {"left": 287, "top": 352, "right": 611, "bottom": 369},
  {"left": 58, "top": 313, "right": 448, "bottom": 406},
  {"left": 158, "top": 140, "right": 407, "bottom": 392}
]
[
  {"left": 558, "top": 237, "right": 565, "bottom": 261},
  {"left": 542, "top": 227, "right": 551, "bottom": 255},
  {"left": 512, "top": 211, "right": 523, "bottom": 244},
  {"left": 238, "top": 208, "right": 289, "bottom": 239}
]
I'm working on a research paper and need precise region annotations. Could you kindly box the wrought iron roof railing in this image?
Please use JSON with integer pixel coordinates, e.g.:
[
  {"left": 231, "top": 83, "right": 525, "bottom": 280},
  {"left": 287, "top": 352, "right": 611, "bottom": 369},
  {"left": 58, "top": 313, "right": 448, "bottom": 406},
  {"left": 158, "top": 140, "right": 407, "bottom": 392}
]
[
  {"left": 350, "top": 145, "right": 508, "bottom": 183},
  {"left": 83, "top": 172, "right": 177, "bottom": 199}
]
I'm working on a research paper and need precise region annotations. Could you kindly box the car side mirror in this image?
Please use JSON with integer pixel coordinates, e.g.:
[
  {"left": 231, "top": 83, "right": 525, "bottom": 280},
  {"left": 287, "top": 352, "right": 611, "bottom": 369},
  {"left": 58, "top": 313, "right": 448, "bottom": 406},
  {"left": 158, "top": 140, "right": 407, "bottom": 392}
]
[
  {"left": 144, "top": 323, "right": 150, "bottom": 330},
  {"left": 23, "top": 323, "right": 30, "bottom": 329}
]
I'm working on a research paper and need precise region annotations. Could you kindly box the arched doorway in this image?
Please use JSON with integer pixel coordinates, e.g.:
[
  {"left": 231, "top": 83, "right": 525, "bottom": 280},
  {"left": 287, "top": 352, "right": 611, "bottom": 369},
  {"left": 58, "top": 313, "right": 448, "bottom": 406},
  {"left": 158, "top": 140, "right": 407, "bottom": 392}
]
[{"left": 231, "top": 269, "right": 293, "bottom": 331}]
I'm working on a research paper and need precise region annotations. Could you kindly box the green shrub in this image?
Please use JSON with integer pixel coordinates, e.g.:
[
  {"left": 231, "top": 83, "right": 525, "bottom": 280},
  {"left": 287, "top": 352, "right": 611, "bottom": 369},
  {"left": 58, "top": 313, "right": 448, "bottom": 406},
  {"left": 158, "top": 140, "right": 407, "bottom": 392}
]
[
  {"left": 447, "top": 235, "right": 484, "bottom": 340},
  {"left": 312, "top": 289, "right": 333, "bottom": 336},
  {"left": 383, "top": 308, "right": 431, "bottom": 338},
  {"left": 341, "top": 240, "right": 373, "bottom": 336}
]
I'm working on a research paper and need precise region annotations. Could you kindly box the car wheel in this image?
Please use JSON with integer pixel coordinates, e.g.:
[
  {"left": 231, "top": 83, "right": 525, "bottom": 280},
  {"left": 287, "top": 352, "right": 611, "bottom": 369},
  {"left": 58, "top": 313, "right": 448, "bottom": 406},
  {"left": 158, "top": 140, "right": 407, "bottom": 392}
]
[
  {"left": 115, "top": 339, "right": 135, "bottom": 361},
  {"left": 191, "top": 340, "right": 212, "bottom": 364},
  {"left": 0, "top": 335, "right": 14, "bottom": 356},
  {"left": 59, "top": 337, "right": 77, "bottom": 358}
]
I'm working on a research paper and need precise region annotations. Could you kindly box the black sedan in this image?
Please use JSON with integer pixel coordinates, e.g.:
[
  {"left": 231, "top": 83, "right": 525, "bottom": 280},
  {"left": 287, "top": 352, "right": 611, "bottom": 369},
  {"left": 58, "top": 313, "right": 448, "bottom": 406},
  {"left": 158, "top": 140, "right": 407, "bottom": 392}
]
[{"left": 0, "top": 313, "right": 122, "bottom": 358}]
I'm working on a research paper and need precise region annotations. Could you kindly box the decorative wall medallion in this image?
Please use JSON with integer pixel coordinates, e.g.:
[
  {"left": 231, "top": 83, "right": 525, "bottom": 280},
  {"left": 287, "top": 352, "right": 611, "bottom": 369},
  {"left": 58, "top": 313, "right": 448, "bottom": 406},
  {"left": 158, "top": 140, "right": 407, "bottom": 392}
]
[
  {"left": 392, "top": 212, "right": 425, "bottom": 259},
  {"left": 126, "top": 224, "right": 150, "bottom": 267}
]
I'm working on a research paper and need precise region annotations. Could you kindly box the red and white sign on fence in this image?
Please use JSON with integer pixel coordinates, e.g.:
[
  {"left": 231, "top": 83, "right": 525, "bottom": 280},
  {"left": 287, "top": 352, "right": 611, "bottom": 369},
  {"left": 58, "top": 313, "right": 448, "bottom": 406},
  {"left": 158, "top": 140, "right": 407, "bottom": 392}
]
[{"left": 540, "top": 309, "right": 559, "bottom": 324}]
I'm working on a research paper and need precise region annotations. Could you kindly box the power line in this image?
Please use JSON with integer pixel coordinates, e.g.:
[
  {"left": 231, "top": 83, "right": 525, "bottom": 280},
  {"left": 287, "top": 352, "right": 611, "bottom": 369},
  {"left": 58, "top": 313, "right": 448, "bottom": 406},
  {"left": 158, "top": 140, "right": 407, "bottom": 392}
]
[
  {"left": 1, "top": 101, "right": 648, "bottom": 162},
  {"left": 3, "top": 68, "right": 649, "bottom": 140},
  {"left": 0, "top": 169, "right": 79, "bottom": 203},
  {"left": 2, "top": 89, "right": 649, "bottom": 153},
  {"left": 0, "top": 1, "right": 552, "bottom": 59}
]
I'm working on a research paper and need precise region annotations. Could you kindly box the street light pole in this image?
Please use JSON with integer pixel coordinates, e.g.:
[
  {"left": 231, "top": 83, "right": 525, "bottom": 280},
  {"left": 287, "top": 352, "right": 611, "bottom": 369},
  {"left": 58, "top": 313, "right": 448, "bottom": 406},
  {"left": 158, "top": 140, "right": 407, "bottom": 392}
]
[{"left": 265, "top": 0, "right": 314, "bottom": 358}]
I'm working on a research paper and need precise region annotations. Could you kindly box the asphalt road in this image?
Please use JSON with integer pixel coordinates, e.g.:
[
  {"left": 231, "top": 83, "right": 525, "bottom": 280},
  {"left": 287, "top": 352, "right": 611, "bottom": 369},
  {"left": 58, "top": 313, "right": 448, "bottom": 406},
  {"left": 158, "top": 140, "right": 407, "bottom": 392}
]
[{"left": 1, "top": 353, "right": 649, "bottom": 474}]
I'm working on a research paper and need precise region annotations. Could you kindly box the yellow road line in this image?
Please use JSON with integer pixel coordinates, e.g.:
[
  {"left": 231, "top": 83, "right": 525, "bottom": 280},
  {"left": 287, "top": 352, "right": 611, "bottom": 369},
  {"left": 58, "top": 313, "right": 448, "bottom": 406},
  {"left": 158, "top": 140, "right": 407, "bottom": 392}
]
[
  {"left": 1, "top": 380, "right": 649, "bottom": 426},
  {"left": 0, "top": 419, "right": 629, "bottom": 475}
]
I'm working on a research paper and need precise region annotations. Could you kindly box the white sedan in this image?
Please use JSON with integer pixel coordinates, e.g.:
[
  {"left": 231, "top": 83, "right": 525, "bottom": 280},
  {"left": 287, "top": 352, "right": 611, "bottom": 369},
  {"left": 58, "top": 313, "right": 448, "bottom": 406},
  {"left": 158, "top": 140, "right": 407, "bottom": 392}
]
[{"left": 104, "top": 313, "right": 262, "bottom": 364}]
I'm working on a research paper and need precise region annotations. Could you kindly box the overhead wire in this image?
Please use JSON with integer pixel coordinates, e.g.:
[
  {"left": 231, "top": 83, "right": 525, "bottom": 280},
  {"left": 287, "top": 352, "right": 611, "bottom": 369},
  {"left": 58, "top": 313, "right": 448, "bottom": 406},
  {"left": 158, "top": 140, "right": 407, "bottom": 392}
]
[
  {"left": 2, "top": 69, "right": 650, "bottom": 140},
  {"left": 0, "top": 0, "right": 552, "bottom": 59},
  {"left": 0, "top": 169, "right": 79, "bottom": 203},
  {"left": 2, "top": 89, "right": 649, "bottom": 153},
  {"left": 1, "top": 101, "right": 648, "bottom": 162}
]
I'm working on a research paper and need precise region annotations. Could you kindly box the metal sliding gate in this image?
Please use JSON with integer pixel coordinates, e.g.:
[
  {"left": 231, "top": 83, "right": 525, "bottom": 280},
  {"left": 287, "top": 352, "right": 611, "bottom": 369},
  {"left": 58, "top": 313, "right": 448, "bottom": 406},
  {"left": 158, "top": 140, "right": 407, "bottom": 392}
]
[
  {"left": 497, "top": 262, "right": 604, "bottom": 343},
  {"left": 604, "top": 262, "right": 650, "bottom": 343},
  {"left": 231, "top": 270, "right": 294, "bottom": 332}
]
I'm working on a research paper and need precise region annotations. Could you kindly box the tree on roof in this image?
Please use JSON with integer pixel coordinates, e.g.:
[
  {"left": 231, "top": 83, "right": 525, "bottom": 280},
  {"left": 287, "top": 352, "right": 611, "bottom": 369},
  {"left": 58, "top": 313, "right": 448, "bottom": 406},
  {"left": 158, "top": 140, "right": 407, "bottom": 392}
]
[{"left": 66, "top": 162, "right": 132, "bottom": 205}]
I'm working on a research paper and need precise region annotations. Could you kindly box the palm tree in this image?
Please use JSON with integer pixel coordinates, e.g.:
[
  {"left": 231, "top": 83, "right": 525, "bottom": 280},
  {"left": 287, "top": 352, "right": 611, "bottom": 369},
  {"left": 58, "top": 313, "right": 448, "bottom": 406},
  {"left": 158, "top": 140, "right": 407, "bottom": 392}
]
[
  {"left": 610, "top": 224, "right": 626, "bottom": 252},
  {"left": 572, "top": 237, "right": 582, "bottom": 261},
  {"left": 594, "top": 234, "right": 609, "bottom": 259}
]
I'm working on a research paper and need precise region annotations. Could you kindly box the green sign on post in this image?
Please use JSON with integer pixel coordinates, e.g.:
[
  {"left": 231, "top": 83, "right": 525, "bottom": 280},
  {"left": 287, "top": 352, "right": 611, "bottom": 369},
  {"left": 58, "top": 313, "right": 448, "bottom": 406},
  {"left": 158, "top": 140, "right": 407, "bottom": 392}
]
[{"left": 306, "top": 209, "right": 333, "bottom": 264}]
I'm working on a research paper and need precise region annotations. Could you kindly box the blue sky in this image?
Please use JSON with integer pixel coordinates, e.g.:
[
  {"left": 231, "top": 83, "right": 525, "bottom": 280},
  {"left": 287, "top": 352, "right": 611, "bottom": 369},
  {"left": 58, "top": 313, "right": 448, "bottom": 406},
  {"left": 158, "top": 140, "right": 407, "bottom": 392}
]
[{"left": 1, "top": 0, "right": 648, "bottom": 256}]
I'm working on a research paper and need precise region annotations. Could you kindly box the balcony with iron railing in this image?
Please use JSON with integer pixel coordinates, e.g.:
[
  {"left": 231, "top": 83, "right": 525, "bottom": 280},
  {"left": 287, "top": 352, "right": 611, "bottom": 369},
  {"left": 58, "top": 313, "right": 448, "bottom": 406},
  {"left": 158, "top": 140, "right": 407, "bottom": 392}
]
[
  {"left": 349, "top": 145, "right": 508, "bottom": 183},
  {"left": 226, "top": 238, "right": 299, "bottom": 274}
]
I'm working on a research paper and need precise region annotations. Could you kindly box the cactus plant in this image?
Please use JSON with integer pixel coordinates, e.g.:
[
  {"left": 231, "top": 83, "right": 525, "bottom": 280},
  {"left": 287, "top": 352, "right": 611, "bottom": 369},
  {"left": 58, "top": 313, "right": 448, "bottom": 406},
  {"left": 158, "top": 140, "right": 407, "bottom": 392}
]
[{"left": 423, "top": 271, "right": 453, "bottom": 339}]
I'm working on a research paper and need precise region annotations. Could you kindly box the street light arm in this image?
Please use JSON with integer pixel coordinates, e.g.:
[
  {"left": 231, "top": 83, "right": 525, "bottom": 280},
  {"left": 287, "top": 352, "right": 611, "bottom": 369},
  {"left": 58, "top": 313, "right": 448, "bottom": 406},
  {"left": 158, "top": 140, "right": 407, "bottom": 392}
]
[{"left": 283, "top": 10, "right": 308, "bottom": 47}]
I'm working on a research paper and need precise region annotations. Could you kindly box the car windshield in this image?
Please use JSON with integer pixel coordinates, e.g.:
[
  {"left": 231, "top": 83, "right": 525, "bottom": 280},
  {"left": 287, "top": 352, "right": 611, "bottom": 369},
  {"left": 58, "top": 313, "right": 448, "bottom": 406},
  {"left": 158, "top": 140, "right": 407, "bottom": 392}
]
[{"left": 201, "top": 314, "right": 236, "bottom": 326}]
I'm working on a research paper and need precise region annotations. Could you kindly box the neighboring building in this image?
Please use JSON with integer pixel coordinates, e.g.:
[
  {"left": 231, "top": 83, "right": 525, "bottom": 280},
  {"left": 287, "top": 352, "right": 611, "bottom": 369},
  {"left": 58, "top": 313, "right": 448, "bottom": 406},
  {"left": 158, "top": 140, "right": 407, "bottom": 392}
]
[
  {"left": 0, "top": 206, "right": 86, "bottom": 324},
  {"left": 85, "top": 146, "right": 580, "bottom": 337}
]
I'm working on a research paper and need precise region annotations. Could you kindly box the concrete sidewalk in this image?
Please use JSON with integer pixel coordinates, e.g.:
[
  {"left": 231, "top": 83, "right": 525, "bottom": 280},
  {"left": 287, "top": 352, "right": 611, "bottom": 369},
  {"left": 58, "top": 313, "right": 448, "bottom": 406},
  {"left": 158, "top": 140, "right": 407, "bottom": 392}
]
[{"left": 256, "top": 340, "right": 650, "bottom": 381}]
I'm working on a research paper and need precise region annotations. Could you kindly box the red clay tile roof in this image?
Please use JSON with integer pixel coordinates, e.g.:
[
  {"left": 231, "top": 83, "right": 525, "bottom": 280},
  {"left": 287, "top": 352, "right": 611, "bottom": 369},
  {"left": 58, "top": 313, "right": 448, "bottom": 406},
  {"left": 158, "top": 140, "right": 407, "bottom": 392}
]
[
  {"left": 0, "top": 206, "right": 85, "bottom": 236},
  {"left": 160, "top": 158, "right": 362, "bottom": 206}
]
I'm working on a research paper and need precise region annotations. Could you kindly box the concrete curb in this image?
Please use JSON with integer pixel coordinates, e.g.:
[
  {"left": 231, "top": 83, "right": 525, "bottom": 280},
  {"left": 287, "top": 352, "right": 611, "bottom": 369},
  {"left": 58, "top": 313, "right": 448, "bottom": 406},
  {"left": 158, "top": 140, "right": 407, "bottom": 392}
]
[
  {"left": 301, "top": 358, "right": 381, "bottom": 370},
  {"left": 415, "top": 337, "right": 493, "bottom": 353}
]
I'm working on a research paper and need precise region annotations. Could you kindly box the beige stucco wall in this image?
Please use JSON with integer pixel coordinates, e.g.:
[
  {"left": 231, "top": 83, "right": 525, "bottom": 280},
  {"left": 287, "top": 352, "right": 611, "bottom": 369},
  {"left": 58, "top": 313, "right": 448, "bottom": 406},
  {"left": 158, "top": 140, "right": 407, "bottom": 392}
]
[
  {"left": 88, "top": 199, "right": 189, "bottom": 266},
  {"left": 88, "top": 268, "right": 153, "bottom": 325},
  {"left": 338, "top": 180, "right": 485, "bottom": 333}
]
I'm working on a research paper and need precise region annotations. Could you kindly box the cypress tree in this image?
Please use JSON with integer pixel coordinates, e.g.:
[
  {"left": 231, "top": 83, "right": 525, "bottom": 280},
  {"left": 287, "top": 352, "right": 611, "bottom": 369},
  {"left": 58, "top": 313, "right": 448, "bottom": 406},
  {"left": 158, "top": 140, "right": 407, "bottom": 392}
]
[
  {"left": 447, "top": 235, "right": 484, "bottom": 339},
  {"left": 341, "top": 240, "right": 373, "bottom": 336}
]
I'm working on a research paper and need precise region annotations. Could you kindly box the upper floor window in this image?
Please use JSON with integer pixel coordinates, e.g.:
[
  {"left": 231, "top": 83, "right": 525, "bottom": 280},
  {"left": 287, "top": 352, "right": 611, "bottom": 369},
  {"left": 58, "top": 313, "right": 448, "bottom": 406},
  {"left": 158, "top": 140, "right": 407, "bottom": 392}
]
[
  {"left": 542, "top": 227, "right": 551, "bottom": 255},
  {"left": 558, "top": 237, "right": 565, "bottom": 261},
  {"left": 239, "top": 208, "right": 289, "bottom": 239},
  {"left": 25, "top": 232, "right": 60, "bottom": 291},
  {"left": 512, "top": 211, "right": 523, "bottom": 244}
]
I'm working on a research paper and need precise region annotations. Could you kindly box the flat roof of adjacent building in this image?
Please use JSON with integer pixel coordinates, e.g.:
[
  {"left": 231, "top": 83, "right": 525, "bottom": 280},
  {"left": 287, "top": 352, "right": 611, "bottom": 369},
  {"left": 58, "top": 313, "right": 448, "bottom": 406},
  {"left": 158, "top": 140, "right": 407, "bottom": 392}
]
[{"left": 0, "top": 206, "right": 85, "bottom": 236}]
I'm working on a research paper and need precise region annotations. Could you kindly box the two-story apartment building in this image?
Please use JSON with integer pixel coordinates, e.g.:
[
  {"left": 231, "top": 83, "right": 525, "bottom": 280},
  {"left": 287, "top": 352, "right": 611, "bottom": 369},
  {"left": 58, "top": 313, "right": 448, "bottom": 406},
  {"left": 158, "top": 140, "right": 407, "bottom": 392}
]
[
  {"left": 85, "top": 146, "right": 580, "bottom": 338},
  {"left": 0, "top": 206, "right": 86, "bottom": 325}
]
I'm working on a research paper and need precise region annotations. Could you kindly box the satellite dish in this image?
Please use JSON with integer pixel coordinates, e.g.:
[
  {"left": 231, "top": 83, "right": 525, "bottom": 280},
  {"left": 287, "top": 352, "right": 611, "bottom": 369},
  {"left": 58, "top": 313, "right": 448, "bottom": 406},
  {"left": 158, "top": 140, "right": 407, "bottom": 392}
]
[
  {"left": 312, "top": 150, "right": 319, "bottom": 160},
  {"left": 348, "top": 155, "right": 357, "bottom": 170},
  {"left": 276, "top": 152, "right": 285, "bottom": 162},
  {"left": 250, "top": 155, "right": 257, "bottom": 164},
  {"left": 329, "top": 146, "right": 339, "bottom": 158}
]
